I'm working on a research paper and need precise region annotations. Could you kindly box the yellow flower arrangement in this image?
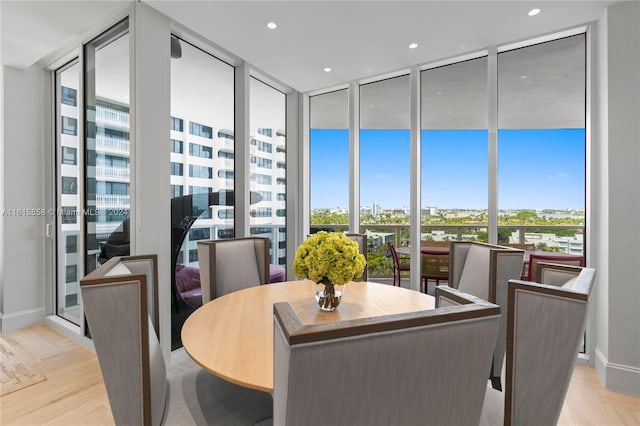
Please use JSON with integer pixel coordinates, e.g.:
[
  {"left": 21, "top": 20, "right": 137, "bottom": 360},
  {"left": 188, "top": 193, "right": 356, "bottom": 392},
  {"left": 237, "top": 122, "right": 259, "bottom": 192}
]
[{"left": 293, "top": 231, "right": 366, "bottom": 285}]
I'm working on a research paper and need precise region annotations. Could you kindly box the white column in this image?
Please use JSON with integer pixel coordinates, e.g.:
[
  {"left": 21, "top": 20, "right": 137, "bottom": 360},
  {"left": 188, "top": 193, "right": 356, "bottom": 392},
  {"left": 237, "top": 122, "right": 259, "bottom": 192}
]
[
  {"left": 235, "top": 63, "right": 250, "bottom": 238},
  {"left": 409, "top": 66, "right": 422, "bottom": 292},
  {"left": 287, "top": 90, "right": 305, "bottom": 278},
  {"left": 131, "top": 2, "right": 172, "bottom": 358},
  {"left": 487, "top": 47, "right": 498, "bottom": 244},
  {"left": 349, "top": 81, "right": 360, "bottom": 234}
]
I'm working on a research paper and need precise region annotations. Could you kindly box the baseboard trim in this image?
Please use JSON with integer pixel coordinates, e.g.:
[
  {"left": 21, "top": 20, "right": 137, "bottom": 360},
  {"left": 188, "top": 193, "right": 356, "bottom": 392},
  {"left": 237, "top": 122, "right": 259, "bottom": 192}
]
[
  {"left": 0, "top": 307, "right": 44, "bottom": 333},
  {"left": 594, "top": 346, "right": 640, "bottom": 396}
]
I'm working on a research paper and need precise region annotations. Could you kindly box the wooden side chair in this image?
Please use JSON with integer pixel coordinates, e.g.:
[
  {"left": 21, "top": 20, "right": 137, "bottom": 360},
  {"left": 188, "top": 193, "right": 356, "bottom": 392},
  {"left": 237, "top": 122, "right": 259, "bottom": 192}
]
[{"left": 388, "top": 242, "right": 410, "bottom": 286}]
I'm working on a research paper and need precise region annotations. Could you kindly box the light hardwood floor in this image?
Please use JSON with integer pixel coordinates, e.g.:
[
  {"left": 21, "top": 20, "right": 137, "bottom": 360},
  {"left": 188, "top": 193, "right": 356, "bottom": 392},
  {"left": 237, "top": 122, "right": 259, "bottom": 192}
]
[{"left": 1, "top": 324, "right": 639, "bottom": 425}]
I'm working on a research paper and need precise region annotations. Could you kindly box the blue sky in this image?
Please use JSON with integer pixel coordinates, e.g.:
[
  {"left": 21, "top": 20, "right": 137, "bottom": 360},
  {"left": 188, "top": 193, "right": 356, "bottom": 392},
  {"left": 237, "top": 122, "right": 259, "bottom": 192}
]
[{"left": 310, "top": 128, "right": 585, "bottom": 211}]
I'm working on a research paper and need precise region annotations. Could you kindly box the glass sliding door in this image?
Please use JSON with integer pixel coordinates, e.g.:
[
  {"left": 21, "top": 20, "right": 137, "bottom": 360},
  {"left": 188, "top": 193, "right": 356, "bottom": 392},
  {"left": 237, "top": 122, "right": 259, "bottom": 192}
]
[
  {"left": 84, "top": 21, "right": 130, "bottom": 275},
  {"left": 360, "top": 74, "right": 410, "bottom": 277},
  {"left": 55, "top": 60, "right": 81, "bottom": 324},
  {"left": 497, "top": 35, "right": 586, "bottom": 252},
  {"left": 249, "top": 77, "right": 287, "bottom": 268},
  {"left": 309, "top": 89, "right": 349, "bottom": 233},
  {"left": 421, "top": 57, "right": 488, "bottom": 243}
]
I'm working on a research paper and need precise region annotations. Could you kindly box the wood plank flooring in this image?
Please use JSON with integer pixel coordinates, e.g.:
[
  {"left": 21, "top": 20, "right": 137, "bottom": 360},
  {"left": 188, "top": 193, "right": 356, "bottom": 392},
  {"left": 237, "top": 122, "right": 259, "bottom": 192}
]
[{"left": 1, "top": 324, "right": 639, "bottom": 425}]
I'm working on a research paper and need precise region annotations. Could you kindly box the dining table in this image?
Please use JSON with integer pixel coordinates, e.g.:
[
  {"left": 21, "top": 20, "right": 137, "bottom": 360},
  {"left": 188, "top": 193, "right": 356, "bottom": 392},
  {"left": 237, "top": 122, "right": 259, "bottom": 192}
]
[{"left": 181, "top": 280, "right": 435, "bottom": 393}]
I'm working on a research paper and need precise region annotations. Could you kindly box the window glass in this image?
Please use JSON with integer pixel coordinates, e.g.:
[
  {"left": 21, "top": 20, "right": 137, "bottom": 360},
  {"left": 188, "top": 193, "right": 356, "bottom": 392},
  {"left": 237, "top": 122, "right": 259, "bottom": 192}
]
[
  {"left": 170, "top": 36, "right": 235, "bottom": 346},
  {"left": 360, "top": 75, "right": 410, "bottom": 276},
  {"left": 56, "top": 60, "right": 81, "bottom": 324},
  {"left": 171, "top": 139, "right": 183, "bottom": 154},
  {"left": 498, "top": 35, "right": 585, "bottom": 251},
  {"left": 310, "top": 89, "right": 349, "bottom": 228},
  {"left": 84, "top": 24, "right": 130, "bottom": 281},
  {"left": 421, "top": 57, "right": 488, "bottom": 244},
  {"left": 62, "top": 116, "right": 78, "bottom": 135},
  {"left": 249, "top": 77, "right": 287, "bottom": 267}
]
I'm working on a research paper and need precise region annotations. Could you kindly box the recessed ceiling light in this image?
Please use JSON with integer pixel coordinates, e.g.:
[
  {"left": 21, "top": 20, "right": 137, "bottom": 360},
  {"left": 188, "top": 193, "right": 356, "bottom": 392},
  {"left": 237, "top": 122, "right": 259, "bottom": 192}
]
[
  {"left": 409, "top": 43, "right": 418, "bottom": 49},
  {"left": 267, "top": 22, "right": 277, "bottom": 30},
  {"left": 528, "top": 8, "right": 541, "bottom": 17},
  {"left": 323, "top": 67, "right": 332, "bottom": 73},
  {"left": 520, "top": 75, "right": 527, "bottom": 79}
]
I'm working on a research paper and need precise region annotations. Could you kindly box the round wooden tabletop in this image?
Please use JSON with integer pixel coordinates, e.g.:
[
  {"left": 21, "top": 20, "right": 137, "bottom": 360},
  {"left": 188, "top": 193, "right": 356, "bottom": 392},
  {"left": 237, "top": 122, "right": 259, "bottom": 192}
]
[{"left": 181, "top": 280, "right": 435, "bottom": 392}]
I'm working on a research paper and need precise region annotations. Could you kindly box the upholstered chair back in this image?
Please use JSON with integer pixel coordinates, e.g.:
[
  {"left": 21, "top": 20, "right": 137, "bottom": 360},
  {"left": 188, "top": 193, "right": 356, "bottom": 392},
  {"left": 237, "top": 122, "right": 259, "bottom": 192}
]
[
  {"left": 80, "top": 255, "right": 168, "bottom": 426},
  {"left": 345, "top": 233, "right": 368, "bottom": 281},
  {"left": 536, "top": 262, "right": 583, "bottom": 287},
  {"left": 448, "top": 241, "right": 524, "bottom": 390},
  {"left": 197, "top": 237, "right": 270, "bottom": 303},
  {"left": 81, "top": 254, "right": 273, "bottom": 425},
  {"left": 273, "top": 297, "right": 500, "bottom": 426},
  {"left": 528, "top": 253, "right": 584, "bottom": 282},
  {"left": 480, "top": 266, "right": 596, "bottom": 426}
]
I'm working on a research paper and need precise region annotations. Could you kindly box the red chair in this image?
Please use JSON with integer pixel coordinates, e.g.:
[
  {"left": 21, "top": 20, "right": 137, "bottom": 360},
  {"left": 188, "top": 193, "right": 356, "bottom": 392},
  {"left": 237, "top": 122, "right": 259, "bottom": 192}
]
[
  {"left": 527, "top": 254, "right": 584, "bottom": 282},
  {"left": 388, "top": 242, "right": 410, "bottom": 286}
]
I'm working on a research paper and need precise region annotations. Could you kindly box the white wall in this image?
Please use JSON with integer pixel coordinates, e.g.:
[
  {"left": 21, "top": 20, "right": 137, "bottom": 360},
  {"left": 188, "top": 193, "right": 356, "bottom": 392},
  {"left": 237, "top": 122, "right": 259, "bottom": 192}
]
[
  {"left": 0, "top": 65, "right": 47, "bottom": 331},
  {"left": 594, "top": 1, "right": 640, "bottom": 396}
]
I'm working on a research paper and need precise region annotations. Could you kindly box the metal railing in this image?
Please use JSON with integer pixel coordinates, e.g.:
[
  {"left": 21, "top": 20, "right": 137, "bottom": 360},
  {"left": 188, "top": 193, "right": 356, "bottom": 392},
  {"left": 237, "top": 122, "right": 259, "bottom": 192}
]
[{"left": 310, "top": 223, "right": 585, "bottom": 278}]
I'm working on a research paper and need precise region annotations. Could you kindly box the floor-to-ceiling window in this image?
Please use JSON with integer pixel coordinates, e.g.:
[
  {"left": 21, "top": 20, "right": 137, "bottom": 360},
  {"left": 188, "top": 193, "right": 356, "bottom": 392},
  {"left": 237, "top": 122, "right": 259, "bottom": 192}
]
[
  {"left": 170, "top": 37, "right": 235, "bottom": 269},
  {"left": 421, "top": 57, "right": 488, "bottom": 243},
  {"left": 84, "top": 22, "right": 130, "bottom": 277},
  {"left": 497, "top": 35, "right": 586, "bottom": 253},
  {"left": 360, "top": 75, "right": 411, "bottom": 276},
  {"left": 249, "top": 77, "right": 287, "bottom": 267},
  {"left": 55, "top": 60, "right": 81, "bottom": 324},
  {"left": 306, "top": 32, "right": 586, "bottom": 280},
  {"left": 309, "top": 89, "right": 350, "bottom": 231},
  {"left": 169, "top": 37, "right": 235, "bottom": 347},
  {"left": 419, "top": 57, "right": 488, "bottom": 294},
  {"left": 54, "top": 20, "right": 130, "bottom": 325}
]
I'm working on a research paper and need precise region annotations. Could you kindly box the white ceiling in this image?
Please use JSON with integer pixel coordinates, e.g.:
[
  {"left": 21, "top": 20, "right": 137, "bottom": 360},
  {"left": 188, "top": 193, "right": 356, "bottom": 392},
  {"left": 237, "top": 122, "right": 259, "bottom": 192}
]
[{"left": 2, "top": 0, "right": 614, "bottom": 95}]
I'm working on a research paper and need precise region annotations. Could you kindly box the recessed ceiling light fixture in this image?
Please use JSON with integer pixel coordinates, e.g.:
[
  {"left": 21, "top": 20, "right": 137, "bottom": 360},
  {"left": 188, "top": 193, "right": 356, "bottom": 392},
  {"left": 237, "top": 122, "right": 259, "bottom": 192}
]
[
  {"left": 409, "top": 43, "right": 418, "bottom": 49},
  {"left": 267, "top": 22, "right": 277, "bottom": 30},
  {"left": 528, "top": 8, "right": 541, "bottom": 17},
  {"left": 323, "top": 67, "right": 332, "bottom": 73}
]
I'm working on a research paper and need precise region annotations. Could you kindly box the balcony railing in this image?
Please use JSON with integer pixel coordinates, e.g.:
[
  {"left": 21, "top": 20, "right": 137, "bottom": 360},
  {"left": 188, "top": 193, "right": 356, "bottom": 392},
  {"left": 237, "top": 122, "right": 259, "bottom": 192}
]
[
  {"left": 95, "top": 194, "right": 130, "bottom": 207},
  {"left": 95, "top": 166, "right": 130, "bottom": 180},
  {"left": 95, "top": 135, "right": 130, "bottom": 155},
  {"left": 96, "top": 106, "right": 130, "bottom": 126},
  {"left": 309, "top": 223, "right": 585, "bottom": 278}
]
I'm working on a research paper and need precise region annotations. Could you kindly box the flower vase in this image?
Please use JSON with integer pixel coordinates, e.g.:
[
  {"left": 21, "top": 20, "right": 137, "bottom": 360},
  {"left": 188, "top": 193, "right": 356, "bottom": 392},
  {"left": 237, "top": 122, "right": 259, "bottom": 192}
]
[{"left": 314, "top": 282, "right": 344, "bottom": 311}]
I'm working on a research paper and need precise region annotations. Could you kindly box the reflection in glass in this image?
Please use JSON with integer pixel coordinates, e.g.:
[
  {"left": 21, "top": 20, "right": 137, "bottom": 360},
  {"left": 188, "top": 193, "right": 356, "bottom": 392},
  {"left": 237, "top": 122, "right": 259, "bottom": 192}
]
[
  {"left": 498, "top": 35, "right": 585, "bottom": 249},
  {"left": 421, "top": 57, "right": 488, "bottom": 242},
  {"left": 84, "top": 24, "right": 130, "bottom": 276},
  {"left": 249, "top": 77, "right": 287, "bottom": 268},
  {"left": 170, "top": 38, "right": 235, "bottom": 322},
  {"left": 56, "top": 60, "right": 81, "bottom": 324},
  {"left": 310, "top": 89, "right": 349, "bottom": 228}
]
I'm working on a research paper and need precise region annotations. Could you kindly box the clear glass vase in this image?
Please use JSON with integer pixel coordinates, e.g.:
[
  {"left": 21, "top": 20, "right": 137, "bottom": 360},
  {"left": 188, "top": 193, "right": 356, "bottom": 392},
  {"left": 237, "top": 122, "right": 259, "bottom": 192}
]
[{"left": 314, "top": 283, "right": 344, "bottom": 311}]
